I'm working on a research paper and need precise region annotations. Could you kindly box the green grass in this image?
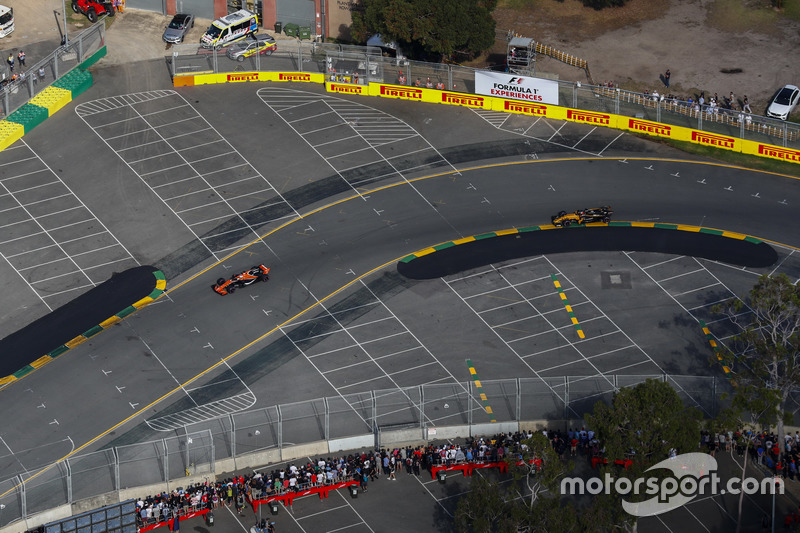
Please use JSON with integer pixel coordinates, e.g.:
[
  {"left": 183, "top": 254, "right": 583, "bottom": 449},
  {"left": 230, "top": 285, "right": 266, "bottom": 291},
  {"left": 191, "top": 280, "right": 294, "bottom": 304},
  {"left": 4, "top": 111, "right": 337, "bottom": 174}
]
[
  {"left": 705, "top": 0, "right": 782, "bottom": 34},
  {"left": 632, "top": 133, "right": 800, "bottom": 177}
]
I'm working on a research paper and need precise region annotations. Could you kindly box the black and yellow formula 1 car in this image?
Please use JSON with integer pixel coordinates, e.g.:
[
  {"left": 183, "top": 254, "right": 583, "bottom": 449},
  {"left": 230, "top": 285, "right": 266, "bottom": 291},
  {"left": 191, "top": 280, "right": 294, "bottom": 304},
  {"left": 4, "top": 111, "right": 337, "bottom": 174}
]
[{"left": 551, "top": 206, "right": 613, "bottom": 227}]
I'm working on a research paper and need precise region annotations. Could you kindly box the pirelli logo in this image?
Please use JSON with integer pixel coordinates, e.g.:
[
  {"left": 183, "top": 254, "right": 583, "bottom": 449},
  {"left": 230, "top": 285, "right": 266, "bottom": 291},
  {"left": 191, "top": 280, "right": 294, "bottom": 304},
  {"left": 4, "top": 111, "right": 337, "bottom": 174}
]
[
  {"left": 691, "top": 131, "right": 735, "bottom": 149},
  {"left": 628, "top": 118, "right": 671, "bottom": 136},
  {"left": 441, "top": 92, "right": 484, "bottom": 107},
  {"left": 329, "top": 84, "right": 364, "bottom": 94},
  {"left": 567, "top": 109, "right": 611, "bottom": 125},
  {"left": 278, "top": 73, "right": 312, "bottom": 82},
  {"left": 503, "top": 100, "right": 547, "bottom": 116},
  {"left": 758, "top": 144, "right": 800, "bottom": 163},
  {"left": 226, "top": 73, "right": 260, "bottom": 82},
  {"left": 379, "top": 85, "right": 423, "bottom": 100}
]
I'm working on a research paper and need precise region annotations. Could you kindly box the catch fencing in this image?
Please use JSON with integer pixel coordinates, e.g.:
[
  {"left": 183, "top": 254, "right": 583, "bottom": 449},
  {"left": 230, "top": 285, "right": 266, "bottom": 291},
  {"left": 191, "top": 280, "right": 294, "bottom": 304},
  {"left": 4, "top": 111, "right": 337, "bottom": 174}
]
[
  {"left": 0, "top": 22, "right": 105, "bottom": 117},
  {"left": 0, "top": 374, "right": 724, "bottom": 528},
  {"left": 169, "top": 39, "right": 800, "bottom": 150}
]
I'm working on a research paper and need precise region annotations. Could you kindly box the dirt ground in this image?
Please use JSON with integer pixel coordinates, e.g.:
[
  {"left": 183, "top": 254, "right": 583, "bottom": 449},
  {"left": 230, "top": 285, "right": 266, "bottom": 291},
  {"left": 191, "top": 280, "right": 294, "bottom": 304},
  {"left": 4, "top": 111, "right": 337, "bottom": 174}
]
[
  {"left": 491, "top": 0, "right": 800, "bottom": 111},
  {"left": 3, "top": 0, "right": 800, "bottom": 112}
]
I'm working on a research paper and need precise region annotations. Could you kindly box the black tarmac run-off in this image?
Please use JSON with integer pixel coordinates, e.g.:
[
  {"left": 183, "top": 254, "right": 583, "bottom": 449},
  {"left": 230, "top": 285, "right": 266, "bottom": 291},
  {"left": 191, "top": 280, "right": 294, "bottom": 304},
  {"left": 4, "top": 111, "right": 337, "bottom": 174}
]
[{"left": 397, "top": 227, "right": 779, "bottom": 279}]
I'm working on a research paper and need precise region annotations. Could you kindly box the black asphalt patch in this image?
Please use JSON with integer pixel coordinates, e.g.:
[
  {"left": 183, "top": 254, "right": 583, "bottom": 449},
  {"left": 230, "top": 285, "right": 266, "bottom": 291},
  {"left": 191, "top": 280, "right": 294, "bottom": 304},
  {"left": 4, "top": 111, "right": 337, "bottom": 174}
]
[
  {"left": 0, "top": 266, "right": 159, "bottom": 377},
  {"left": 397, "top": 227, "right": 779, "bottom": 279}
]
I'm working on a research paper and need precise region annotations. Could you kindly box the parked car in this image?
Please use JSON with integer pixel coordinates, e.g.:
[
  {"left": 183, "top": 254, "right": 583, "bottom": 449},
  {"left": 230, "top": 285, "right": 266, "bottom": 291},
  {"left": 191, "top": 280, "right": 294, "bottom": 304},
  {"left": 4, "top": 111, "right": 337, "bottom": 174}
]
[
  {"left": 766, "top": 85, "right": 800, "bottom": 121},
  {"left": 225, "top": 35, "right": 277, "bottom": 61},
  {"left": 163, "top": 13, "right": 194, "bottom": 44}
]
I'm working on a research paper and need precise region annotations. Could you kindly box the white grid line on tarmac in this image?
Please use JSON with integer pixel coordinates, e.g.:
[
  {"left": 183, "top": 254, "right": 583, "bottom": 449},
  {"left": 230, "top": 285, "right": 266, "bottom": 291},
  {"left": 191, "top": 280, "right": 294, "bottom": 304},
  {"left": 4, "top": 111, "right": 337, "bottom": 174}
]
[
  {"left": 76, "top": 90, "right": 300, "bottom": 257},
  {"left": 655, "top": 268, "right": 705, "bottom": 283},
  {"left": 0, "top": 155, "right": 36, "bottom": 167},
  {"left": 445, "top": 266, "right": 577, "bottom": 415},
  {"left": 462, "top": 273, "right": 553, "bottom": 299},
  {"left": 671, "top": 282, "right": 722, "bottom": 297},
  {"left": 0, "top": 141, "right": 137, "bottom": 302},
  {"left": 642, "top": 255, "right": 685, "bottom": 270},
  {"left": 542, "top": 256, "right": 715, "bottom": 411},
  {"left": 470, "top": 110, "right": 612, "bottom": 157},
  {"left": 10, "top": 180, "right": 60, "bottom": 194},
  {"left": 257, "top": 88, "right": 464, "bottom": 239},
  {"left": 0, "top": 168, "right": 51, "bottom": 182}
]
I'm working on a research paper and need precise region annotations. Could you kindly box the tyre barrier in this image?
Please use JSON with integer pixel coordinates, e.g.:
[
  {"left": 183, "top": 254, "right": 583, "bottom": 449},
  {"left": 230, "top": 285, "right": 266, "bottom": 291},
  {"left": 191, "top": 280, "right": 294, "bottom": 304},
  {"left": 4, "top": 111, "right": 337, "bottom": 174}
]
[{"left": 0, "top": 46, "right": 103, "bottom": 151}]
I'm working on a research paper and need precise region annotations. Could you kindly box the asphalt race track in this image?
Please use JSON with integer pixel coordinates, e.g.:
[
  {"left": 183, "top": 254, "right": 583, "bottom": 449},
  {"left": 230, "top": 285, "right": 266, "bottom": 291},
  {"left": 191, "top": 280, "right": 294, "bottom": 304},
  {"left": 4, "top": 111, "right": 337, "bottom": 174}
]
[{"left": 1, "top": 59, "right": 800, "bottom": 532}]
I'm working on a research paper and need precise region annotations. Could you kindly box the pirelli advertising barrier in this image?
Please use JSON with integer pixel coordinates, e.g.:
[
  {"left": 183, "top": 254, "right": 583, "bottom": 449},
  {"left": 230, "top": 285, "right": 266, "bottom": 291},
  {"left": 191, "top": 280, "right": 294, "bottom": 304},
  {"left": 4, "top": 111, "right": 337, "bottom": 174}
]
[
  {"left": 170, "top": 71, "right": 799, "bottom": 165},
  {"left": 342, "top": 82, "right": 799, "bottom": 165},
  {"left": 173, "top": 71, "right": 326, "bottom": 87}
]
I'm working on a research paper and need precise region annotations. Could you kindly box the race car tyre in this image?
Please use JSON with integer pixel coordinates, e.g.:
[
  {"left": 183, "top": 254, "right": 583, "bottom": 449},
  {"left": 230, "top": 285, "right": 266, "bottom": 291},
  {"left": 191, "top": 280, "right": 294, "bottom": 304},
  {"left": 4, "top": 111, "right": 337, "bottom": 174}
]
[
  {"left": 257, "top": 274, "right": 266, "bottom": 282},
  {"left": 266, "top": 50, "right": 274, "bottom": 56},
  {"left": 71, "top": 1, "right": 80, "bottom": 13},
  {"left": 106, "top": 3, "right": 115, "bottom": 16},
  {"left": 87, "top": 8, "right": 97, "bottom": 22},
  {"left": 603, "top": 217, "right": 610, "bottom": 223},
  {"left": 237, "top": 55, "right": 245, "bottom": 62},
  {"left": 563, "top": 220, "right": 572, "bottom": 227},
  {"left": 227, "top": 286, "right": 236, "bottom": 293},
  {"left": 217, "top": 278, "right": 225, "bottom": 285},
  {"left": 558, "top": 211, "right": 567, "bottom": 218}
]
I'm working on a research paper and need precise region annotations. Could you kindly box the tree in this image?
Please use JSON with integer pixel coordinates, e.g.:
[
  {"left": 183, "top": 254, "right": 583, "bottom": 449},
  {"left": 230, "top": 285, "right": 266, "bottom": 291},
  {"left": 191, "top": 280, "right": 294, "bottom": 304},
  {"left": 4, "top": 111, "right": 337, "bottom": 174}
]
[
  {"left": 585, "top": 379, "right": 703, "bottom": 532},
  {"left": 713, "top": 273, "right": 800, "bottom": 460},
  {"left": 350, "top": 0, "right": 497, "bottom": 60},
  {"left": 454, "top": 433, "right": 576, "bottom": 533},
  {"left": 715, "top": 384, "right": 781, "bottom": 533}
]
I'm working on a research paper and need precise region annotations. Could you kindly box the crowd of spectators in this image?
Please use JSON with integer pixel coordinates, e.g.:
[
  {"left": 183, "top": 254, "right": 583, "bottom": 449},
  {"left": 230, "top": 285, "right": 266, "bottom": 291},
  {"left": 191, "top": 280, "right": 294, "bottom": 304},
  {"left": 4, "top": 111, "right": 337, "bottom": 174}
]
[{"left": 133, "top": 431, "right": 547, "bottom": 529}]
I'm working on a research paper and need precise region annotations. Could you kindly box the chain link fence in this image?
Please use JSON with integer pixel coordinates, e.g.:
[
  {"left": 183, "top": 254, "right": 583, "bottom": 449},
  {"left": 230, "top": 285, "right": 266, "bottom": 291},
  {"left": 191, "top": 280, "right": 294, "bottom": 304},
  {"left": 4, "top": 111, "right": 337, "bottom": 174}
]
[
  {"left": 0, "top": 374, "right": 725, "bottom": 528},
  {"left": 0, "top": 22, "right": 105, "bottom": 117},
  {"left": 168, "top": 40, "right": 800, "bottom": 150}
]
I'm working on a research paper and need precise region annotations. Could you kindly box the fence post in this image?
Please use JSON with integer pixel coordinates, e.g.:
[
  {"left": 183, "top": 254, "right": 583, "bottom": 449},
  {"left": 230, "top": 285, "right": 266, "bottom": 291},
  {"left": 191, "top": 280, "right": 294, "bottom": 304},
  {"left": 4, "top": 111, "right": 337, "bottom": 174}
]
[
  {"left": 209, "top": 429, "right": 216, "bottom": 473},
  {"left": 162, "top": 439, "right": 169, "bottom": 486},
  {"left": 18, "top": 474, "right": 26, "bottom": 519},
  {"left": 113, "top": 447, "right": 120, "bottom": 492},
  {"left": 371, "top": 390, "right": 377, "bottom": 426},
  {"left": 298, "top": 45, "right": 303, "bottom": 72},
  {"left": 77, "top": 34, "right": 84, "bottom": 63},
  {"left": 656, "top": 100, "right": 661, "bottom": 123},
  {"left": 784, "top": 123, "right": 789, "bottom": 147},
  {"left": 467, "top": 380, "right": 473, "bottom": 428},
  {"left": 65, "top": 458, "right": 73, "bottom": 504},
  {"left": 615, "top": 89, "right": 620, "bottom": 115},
  {"left": 516, "top": 377, "right": 521, "bottom": 422},
  {"left": 277, "top": 405, "right": 283, "bottom": 450},
  {"left": 229, "top": 414, "right": 236, "bottom": 467},
  {"left": 323, "top": 396, "right": 330, "bottom": 441},
  {"left": 420, "top": 384, "right": 425, "bottom": 430},
  {"left": 564, "top": 376, "right": 569, "bottom": 420}
]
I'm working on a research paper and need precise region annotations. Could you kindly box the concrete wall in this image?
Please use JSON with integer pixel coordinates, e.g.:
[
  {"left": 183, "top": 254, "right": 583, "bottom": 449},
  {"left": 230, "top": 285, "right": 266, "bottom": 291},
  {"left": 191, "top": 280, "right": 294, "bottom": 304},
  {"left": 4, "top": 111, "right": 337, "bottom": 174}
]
[{"left": 329, "top": 435, "right": 373, "bottom": 453}]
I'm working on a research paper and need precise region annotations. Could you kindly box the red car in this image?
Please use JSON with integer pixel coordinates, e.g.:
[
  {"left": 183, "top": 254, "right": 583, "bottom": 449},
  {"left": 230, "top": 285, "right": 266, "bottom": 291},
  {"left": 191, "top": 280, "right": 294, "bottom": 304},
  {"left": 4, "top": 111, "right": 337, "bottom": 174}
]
[{"left": 213, "top": 265, "right": 270, "bottom": 295}]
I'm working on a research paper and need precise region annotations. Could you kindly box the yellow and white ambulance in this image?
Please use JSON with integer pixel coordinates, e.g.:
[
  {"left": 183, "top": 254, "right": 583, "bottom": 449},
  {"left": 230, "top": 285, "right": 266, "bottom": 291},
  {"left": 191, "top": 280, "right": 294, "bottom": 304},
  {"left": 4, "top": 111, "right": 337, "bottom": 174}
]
[{"left": 200, "top": 9, "right": 258, "bottom": 48}]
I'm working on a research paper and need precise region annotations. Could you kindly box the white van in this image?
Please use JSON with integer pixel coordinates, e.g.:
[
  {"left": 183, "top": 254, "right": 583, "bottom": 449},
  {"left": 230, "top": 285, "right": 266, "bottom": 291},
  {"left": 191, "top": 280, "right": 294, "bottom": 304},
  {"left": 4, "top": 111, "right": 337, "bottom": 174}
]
[
  {"left": 200, "top": 9, "right": 258, "bottom": 48},
  {"left": 0, "top": 6, "right": 14, "bottom": 38}
]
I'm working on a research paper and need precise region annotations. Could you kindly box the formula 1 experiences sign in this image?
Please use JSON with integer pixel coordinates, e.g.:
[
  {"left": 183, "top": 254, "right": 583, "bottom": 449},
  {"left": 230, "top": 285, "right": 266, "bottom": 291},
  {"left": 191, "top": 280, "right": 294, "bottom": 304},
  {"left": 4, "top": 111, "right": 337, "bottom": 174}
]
[{"left": 475, "top": 72, "right": 559, "bottom": 105}]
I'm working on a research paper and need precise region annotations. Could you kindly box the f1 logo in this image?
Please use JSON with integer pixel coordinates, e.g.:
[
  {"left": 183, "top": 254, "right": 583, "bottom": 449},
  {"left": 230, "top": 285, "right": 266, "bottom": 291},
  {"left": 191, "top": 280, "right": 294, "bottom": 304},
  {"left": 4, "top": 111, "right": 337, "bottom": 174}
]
[{"left": 508, "top": 77, "right": 523, "bottom": 84}]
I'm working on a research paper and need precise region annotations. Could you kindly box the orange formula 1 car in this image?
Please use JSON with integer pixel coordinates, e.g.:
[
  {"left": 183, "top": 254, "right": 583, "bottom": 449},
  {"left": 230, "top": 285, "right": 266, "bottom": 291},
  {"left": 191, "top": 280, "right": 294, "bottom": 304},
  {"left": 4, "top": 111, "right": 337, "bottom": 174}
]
[{"left": 213, "top": 265, "right": 270, "bottom": 295}]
